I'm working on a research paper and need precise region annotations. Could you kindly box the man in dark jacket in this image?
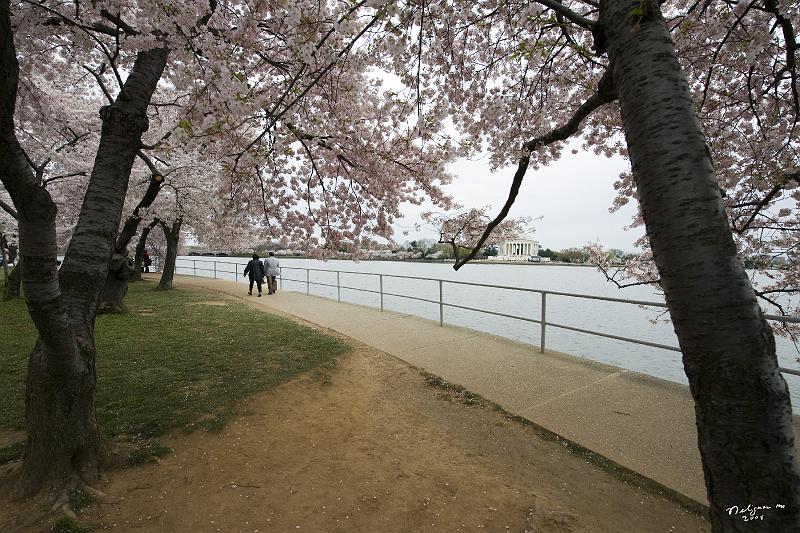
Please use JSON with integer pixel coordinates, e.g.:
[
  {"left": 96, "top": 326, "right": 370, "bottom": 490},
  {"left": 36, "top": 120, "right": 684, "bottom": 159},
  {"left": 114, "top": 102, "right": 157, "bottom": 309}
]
[{"left": 242, "top": 253, "right": 266, "bottom": 296}]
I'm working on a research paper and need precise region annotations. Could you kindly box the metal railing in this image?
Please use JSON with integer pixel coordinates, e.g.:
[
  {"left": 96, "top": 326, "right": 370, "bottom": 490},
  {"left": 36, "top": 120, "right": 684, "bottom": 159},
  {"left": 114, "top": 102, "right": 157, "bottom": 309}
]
[
  {"left": 175, "top": 258, "right": 800, "bottom": 378},
  {"left": 176, "top": 258, "right": 239, "bottom": 279}
]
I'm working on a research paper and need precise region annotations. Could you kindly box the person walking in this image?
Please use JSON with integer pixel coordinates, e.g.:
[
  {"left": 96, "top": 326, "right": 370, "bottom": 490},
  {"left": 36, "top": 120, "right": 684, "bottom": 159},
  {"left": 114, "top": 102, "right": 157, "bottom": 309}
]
[
  {"left": 243, "top": 253, "right": 266, "bottom": 296},
  {"left": 143, "top": 250, "right": 152, "bottom": 273},
  {"left": 263, "top": 252, "right": 280, "bottom": 294}
]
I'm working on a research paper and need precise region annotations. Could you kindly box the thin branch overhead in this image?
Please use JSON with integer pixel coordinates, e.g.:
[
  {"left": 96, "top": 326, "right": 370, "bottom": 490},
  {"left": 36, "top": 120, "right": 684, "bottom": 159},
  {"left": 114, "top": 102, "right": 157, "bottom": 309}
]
[{"left": 452, "top": 70, "right": 617, "bottom": 270}]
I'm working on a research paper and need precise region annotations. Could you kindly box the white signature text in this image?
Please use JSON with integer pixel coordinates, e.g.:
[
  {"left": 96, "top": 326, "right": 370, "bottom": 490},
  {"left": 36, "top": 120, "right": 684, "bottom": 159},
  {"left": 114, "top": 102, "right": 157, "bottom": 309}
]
[{"left": 726, "top": 503, "right": 786, "bottom": 522}]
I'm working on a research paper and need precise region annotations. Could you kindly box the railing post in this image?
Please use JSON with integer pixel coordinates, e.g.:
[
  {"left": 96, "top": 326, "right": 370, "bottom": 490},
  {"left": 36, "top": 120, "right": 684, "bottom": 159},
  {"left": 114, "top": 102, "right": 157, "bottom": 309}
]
[
  {"left": 213, "top": 261, "right": 217, "bottom": 279},
  {"left": 193, "top": 259, "right": 197, "bottom": 277},
  {"left": 379, "top": 274, "right": 384, "bottom": 311},
  {"left": 439, "top": 280, "right": 444, "bottom": 326},
  {"left": 540, "top": 291, "right": 547, "bottom": 353},
  {"left": 306, "top": 269, "right": 310, "bottom": 295},
  {"left": 337, "top": 271, "right": 341, "bottom": 302},
  {"left": 279, "top": 267, "right": 283, "bottom": 290}
]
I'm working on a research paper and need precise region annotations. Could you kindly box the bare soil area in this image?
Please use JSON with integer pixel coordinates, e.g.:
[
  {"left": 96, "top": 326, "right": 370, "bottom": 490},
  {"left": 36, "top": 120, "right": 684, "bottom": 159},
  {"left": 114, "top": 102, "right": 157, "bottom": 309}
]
[
  {"left": 2, "top": 338, "right": 708, "bottom": 533},
  {"left": 0, "top": 430, "right": 25, "bottom": 449}
]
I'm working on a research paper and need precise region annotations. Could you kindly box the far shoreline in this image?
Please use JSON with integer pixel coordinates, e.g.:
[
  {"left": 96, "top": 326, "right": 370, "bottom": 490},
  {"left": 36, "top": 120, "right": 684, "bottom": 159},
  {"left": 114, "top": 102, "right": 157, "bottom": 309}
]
[{"left": 183, "top": 254, "right": 603, "bottom": 267}]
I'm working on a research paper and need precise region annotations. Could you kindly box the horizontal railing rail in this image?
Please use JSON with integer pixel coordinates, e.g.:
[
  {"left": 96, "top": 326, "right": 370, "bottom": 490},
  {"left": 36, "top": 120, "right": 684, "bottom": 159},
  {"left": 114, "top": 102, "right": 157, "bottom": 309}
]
[{"left": 174, "top": 259, "right": 800, "bottom": 378}]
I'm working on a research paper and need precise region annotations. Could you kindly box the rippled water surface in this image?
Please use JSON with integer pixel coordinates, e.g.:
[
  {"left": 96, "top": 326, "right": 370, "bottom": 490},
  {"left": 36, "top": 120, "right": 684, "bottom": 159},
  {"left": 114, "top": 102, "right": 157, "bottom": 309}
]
[{"left": 176, "top": 256, "right": 800, "bottom": 405}]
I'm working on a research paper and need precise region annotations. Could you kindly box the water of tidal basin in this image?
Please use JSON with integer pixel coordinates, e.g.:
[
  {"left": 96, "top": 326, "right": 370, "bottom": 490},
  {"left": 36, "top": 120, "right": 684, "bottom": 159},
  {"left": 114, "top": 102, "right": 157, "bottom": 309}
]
[{"left": 177, "top": 256, "right": 800, "bottom": 406}]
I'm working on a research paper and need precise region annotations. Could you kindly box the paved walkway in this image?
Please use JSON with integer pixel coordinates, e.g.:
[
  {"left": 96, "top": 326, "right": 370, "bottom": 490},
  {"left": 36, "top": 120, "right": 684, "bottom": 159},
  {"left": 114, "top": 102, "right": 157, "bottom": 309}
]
[{"left": 172, "top": 275, "right": 800, "bottom": 507}]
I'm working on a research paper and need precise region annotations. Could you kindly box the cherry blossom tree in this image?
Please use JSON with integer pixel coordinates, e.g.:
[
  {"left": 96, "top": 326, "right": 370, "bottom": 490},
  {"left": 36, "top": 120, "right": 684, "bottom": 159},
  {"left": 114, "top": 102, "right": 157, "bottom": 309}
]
[
  {"left": 1, "top": 0, "right": 425, "bottom": 501},
  {"left": 192, "top": 207, "right": 259, "bottom": 254},
  {"left": 209, "top": 63, "right": 457, "bottom": 259},
  {"left": 421, "top": 207, "right": 532, "bottom": 263},
  {"left": 131, "top": 218, "right": 159, "bottom": 281},
  {"left": 0, "top": 65, "right": 100, "bottom": 300},
  {"left": 149, "top": 152, "right": 226, "bottom": 290},
  {"left": 372, "top": 0, "right": 799, "bottom": 529},
  {"left": 599, "top": 0, "right": 800, "bottom": 326},
  {"left": 2, "top": 20, "right": 168, "bottom": 507},
  {"left": 3, "top": 1, "right": 797, "bottom": 529},
  {"left": 100, "top": 125, "right": 215, "bottom": 308}
]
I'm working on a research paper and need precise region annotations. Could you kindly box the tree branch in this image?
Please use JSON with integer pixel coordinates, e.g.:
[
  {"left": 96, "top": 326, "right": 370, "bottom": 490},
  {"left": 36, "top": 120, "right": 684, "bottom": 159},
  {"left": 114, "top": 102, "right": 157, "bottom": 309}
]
[
  {"left": 453, "top": 70, "right": 617, "bottom": 270},
  {"left": 41, "top": 171, "right": 87, "bottom": 187},
  {"left": 533, "top": 0, "right": 595, "bottom": 29},
  {"left": 114, "top": 172, "right": 165, "bottom": 252},
  {"left": 732, "top": 170, "right": 800, "bottom": 234},
  {"left": 99, "top": 9, "right": 139, "bottom": 36},
  {"left": 136, "top": 150, "right": 161, "bottom": 175},
  {"left": 596, "top": 261, "right": 661, "bottom": 289},
  {"left": 240, "top": 3, "right": 379, "bottom": 158},
  {"left": 140, "top": 130, "right": 173, "bottom": 151},
  {"left": 0, "top": 0, "right": 73, "bottom": 353},
  {"left": 764, "top": 0, "right": 799, "bottom": 121},
  {"left": 82, "top": 64, "right": 115, "bottom": 103},
  {"left": 0, "top": 197, "right": 17, "bottom": 219}
]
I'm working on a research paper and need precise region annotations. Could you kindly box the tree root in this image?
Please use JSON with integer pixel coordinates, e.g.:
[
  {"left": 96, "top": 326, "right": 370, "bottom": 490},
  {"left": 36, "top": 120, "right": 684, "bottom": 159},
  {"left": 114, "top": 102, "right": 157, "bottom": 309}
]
[
  {"left": 48, "top": 474, "right": 116, "bottom": 520},
  {"left": 0, "top": 460, "right": 22, "bottom": 480},
  {"left": 58, "top": 503, "right": 77, "bottom": 521},
  {"left": 50, "top": 490, "right": 70, "bottom": 513},
  {"left": 78, "top": 481, "right": 116, "bottom": 503}
]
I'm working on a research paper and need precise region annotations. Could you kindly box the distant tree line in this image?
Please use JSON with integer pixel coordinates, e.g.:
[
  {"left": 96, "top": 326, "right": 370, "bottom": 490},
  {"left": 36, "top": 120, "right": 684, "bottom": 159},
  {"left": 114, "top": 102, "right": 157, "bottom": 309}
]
[
  {"left": 486, "top": 245, "right": 637, "bottom": 264},
  {"left": 406, "top": 241, "right": 641, "bottom": 264}
]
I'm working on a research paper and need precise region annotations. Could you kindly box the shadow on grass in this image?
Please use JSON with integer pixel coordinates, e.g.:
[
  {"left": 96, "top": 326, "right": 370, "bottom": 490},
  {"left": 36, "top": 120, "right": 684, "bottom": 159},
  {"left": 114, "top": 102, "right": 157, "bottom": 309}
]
[{"left": 0, "top": 280, "right": 350, "bottom": 466}]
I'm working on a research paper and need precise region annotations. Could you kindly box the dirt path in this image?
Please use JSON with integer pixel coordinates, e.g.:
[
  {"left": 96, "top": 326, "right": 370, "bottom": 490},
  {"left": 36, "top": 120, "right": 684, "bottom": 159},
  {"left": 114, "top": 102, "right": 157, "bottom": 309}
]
[{"left": 0, "top": 336, "right": 708, "bottom": 533}]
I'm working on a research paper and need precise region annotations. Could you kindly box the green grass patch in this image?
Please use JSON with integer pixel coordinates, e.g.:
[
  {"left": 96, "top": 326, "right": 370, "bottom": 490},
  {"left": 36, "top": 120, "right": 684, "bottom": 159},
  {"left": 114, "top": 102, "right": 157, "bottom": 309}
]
[
  {"left": 68, "top": 488, "right": 92, "bottom": 513},
  {"left": 53, "top": 517, "right": 90, "bottom": 533},
  {"left": 0, "top": 281, "right": 350, "bottom": 462},
  {"left": 0, "top": 290, "right": 33, "bottom": 431},
  {"left": 126, "top": 441, "right": 171, "bottom": 467},
  {"left": 423, "top": 372, "right": 484, "bottom": 406}
]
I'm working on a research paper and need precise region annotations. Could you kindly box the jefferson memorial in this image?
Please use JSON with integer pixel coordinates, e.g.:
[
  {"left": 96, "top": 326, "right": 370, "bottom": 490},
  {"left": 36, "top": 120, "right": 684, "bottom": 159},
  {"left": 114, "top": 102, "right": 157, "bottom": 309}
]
[{"left": 489, "top": 237, "right": 540, "bottom": 261}]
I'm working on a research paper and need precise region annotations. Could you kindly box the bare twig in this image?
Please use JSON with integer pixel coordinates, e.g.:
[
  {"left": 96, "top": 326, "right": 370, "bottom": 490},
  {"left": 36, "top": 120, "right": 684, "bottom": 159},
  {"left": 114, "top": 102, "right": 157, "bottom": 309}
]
[
  {"left": 41, "top": 171, "right": 88, "bottom": 187},
  {"left": 596, "top": 261, "right": 661, "bottom": 289},
  {"left": 218, "top": 482, "right": 262, "bottom": 491},
  {"left": 731, "top": 170, "right": 800, "bottom": 234}
]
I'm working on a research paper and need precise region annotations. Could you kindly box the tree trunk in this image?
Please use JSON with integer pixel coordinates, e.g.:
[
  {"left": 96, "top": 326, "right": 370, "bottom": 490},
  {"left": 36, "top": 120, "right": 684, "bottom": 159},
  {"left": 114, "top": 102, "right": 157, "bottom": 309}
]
[
  {"left": 132, "top": 220, "right": 158, "bottom": 282},
  {"left": 100, "top": 174, "right": 163, "bottom": 299},
  {"left": 1, "top": 233, "right": 9, "bottom": 293},
  {"left": 97, "top": 253, "right": 135, "bottom": 314},
  {"left": 5, "top": 254, "right": 21, "bottom": 300},
  {"left": 601, "top": 0, "right": 800, "bottom": 529},
  {"left": 0, "top": 0, "right": 170, "bottom": 497},
  {"left": 23, "top": 339, "right": 103, "bottom": 494},
  {"left": 157, "top": 218, "right": 181, "bottom": 290}
]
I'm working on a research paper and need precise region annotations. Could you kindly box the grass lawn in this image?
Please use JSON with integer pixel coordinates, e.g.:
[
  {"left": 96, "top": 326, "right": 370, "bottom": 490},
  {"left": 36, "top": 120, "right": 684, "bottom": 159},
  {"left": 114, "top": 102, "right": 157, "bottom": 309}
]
[{"left": 0, "top": 279, "right": 349, "bottom": 464}]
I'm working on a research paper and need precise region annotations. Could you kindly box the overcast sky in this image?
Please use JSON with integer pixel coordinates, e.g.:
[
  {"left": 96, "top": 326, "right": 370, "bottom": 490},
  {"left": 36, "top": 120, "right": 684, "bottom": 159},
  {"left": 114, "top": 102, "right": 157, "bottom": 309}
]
[{"left": 395, "top": 138, "right": 642, "bottom": 253}]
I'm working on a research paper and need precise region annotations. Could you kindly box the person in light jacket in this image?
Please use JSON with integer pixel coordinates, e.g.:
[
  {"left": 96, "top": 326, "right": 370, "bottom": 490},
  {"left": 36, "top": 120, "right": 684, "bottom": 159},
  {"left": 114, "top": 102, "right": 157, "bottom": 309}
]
[
  {"left": 243, "top": 253, "right": 265, "bottom": 296},
  {"left": 263, "top": 252, "right": 280, "bottom": 294}
]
